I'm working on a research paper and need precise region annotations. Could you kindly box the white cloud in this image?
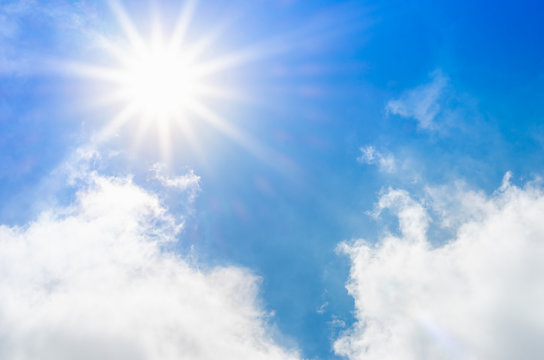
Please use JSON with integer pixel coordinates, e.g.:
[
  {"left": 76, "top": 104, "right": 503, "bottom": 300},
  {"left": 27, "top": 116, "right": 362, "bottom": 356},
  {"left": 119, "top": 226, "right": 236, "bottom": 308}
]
[
  {"left": 152, "top": 163, "right": 200, "bottom": 192},
  {"left": 357, "top": 146, "right": 396, "bottom": 173},
  {"left": 317, "top": 301, "right": 329, "bottom": 315},
  {"left": 335, "top": 176, "right": 544, "bottom": 360},
  {"left": 386, "top": 71, "right": 448, "bottom": 130},
  {"left": 0, "top": 173, "right": 301, "bottom": 360}
]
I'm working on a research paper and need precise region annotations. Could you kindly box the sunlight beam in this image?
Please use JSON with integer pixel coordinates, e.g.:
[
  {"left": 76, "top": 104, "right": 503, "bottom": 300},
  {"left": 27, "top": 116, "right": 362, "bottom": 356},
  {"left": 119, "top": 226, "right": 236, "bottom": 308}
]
[{"left": 68, "top": 2, "right": 272, "bottom": 163}]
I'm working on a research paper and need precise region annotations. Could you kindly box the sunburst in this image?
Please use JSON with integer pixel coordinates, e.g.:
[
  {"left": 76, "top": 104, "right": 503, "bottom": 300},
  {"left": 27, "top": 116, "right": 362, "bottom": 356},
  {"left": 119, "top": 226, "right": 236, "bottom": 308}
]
[{"left": 70, "top": 0, "right": 258, "bottom": 161}]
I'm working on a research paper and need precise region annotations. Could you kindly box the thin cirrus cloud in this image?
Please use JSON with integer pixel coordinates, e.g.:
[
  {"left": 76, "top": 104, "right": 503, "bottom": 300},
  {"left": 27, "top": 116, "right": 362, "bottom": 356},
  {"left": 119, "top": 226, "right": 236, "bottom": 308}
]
[
  {"left": 334, "top": 174, "right": 544, "bottom": 360},
  {"left": 0, "top": 0, "right": 93, "bottom": 75},
  {"left": 0, "top": 0, "right": 33, "bottom": 74},
  {"left": 151, "top": 163, "right": 201, "bottom": 203},
  {"left": 0, "top": 169, "right": 302, "bottom": 360},
  {"left": 357, "top": 145, "right": 396, "bottom": 174},
  {"left": 386, "top": 70, "right": 449, "bottom": 131}
]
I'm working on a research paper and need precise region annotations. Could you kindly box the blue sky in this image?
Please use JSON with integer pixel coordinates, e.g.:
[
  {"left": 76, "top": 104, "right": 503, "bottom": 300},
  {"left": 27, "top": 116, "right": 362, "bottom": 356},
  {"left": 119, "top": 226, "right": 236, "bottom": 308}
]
[{"left": 1, "top": 1, "right": 544, "bottom": 359}]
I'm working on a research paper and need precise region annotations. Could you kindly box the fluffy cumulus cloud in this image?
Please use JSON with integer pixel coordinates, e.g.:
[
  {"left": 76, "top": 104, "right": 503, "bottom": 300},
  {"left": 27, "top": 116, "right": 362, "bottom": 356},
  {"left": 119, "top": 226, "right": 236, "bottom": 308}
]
[
  {"left": 0, "top": 173, "right": 301, "bottom": 360},
  {"left": 335, "top": 176, "right": 544, "bottom": 360}
]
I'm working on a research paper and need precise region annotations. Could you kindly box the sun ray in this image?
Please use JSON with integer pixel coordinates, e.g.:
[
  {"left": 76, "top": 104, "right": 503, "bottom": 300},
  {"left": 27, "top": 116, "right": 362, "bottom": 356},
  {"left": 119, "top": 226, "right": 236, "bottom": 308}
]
[
  {"left": 157, "top": 114, "right": 172, "bottom": 164},
  {"left": 108, "top": 0, "right": 145, "bottom": 53},
  {"left": 131, "top": 110, "right": 154, "bottom": 152},
  {"left": 97, "top": 103, "right": 139, "bottom": 142},
  {"left": 67, "top": 1, "right": 275, "bottom": 164},
  {"left": 176, "top": 117, "right": 204, "bottom": 158},
  {"left": 169, "top": 0, "right": 197, "bottom": 49},
  {"left": 184, "top": 98, "right": 265, "bottom": 158},
  {"left": 193, "top": 48, "right": 261, "bottom": 78}
]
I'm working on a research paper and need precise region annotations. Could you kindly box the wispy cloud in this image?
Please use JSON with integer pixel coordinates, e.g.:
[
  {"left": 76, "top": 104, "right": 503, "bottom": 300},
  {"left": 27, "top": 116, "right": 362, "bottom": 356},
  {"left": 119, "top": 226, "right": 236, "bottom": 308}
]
[
  {"left": 0, "top": 0, "right": 32, "bottom": 74},
  {"left": 335, "top": 174, "right": 544, "bottom": 359},
  {"left": 0, "top": 0, "right": 95, "bottom": 75},
  {"left": 152, "top": 164, "right": 200, "bottom": 190},
  {"left": 0, "top": 170, "right": 301, "bottom": 359},
  {"left": 316, "top": 301, "right": 329, "bottom": 315},
  {"left": 151, "top": 163, "right": 201, "bottom": 203},
  {"left": 386, "top": 70, "right": 449, "bottom": 131},
  {"left": 356, "top": 145, "right": 422, "bottom": 184},
  {"left": 357, "top": 145, "right": 396, "bottom": 173}
]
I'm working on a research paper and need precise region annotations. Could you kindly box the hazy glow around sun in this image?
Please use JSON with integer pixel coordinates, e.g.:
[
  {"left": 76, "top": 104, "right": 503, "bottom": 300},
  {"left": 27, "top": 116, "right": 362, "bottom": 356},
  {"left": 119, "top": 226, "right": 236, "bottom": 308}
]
[
  {"left": 99, "top": 0, "right": 215, "bottom": 125},
  {"left": 69, "top": 0, "right": 262, "bottom": 160}
]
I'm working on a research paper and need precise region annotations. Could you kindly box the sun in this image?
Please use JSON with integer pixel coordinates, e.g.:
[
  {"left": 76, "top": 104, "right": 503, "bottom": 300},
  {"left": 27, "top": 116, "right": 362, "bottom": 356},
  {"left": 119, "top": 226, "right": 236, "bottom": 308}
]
[
  {"left": 119, "top": 40, "right": 198, "bottom": 119},
  {"left": 69, "top": 0, "right": 259, "bottom": 160}
]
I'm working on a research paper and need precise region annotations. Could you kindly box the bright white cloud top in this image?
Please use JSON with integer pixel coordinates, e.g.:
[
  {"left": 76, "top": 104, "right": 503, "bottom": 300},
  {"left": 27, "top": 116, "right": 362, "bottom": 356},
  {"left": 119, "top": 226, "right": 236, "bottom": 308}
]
[
  {"left": 0, "top": 170, "right": 301, "bottom": 360},
  {"left": 335, "top": 176, "right": 544, "bottom": 359}
]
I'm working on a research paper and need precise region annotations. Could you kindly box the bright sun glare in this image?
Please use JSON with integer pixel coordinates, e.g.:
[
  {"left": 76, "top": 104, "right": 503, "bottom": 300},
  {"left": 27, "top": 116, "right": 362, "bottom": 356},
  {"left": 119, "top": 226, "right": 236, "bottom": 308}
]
[
  {"left": 121, "top": 42, "right": 197, "bottom": 118},
  {"left": 71, "top": 0, "right": 257, "bottom": 159}
]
